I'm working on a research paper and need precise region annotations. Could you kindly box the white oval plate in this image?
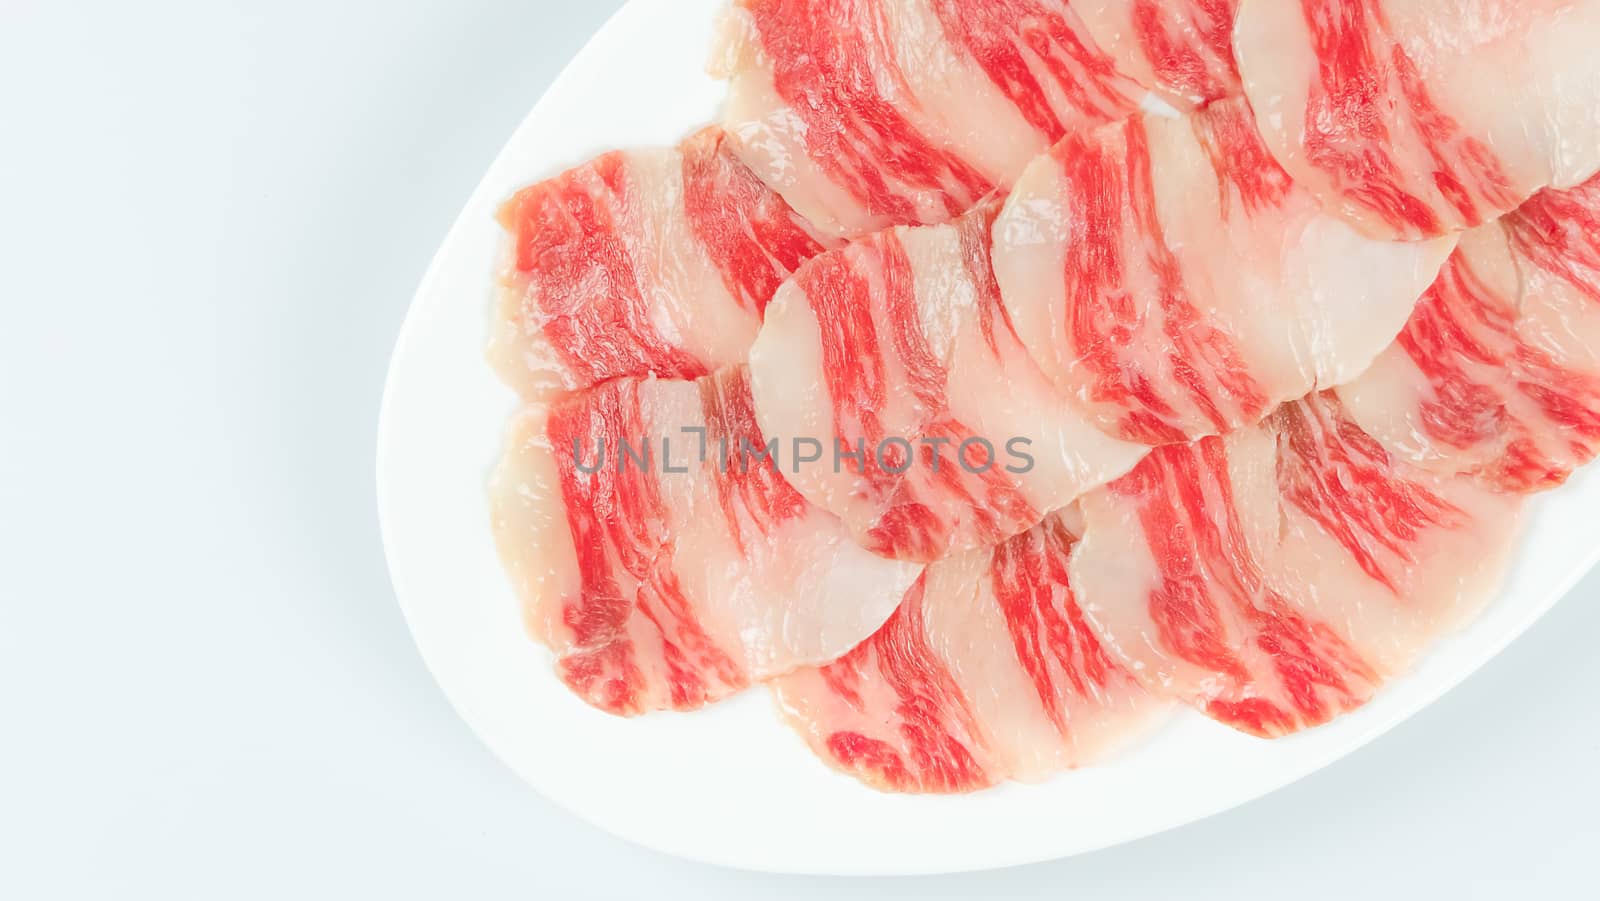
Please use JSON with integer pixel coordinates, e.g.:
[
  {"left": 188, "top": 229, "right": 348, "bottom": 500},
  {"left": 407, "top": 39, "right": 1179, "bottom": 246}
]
[{"left": 377, "top": 0, "right": 1600, "bottom": 876}]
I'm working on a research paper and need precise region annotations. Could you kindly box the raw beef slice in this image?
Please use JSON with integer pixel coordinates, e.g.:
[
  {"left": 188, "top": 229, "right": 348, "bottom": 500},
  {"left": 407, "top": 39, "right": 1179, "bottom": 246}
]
[
  {"left": 1339, "top": 173, "right": 1600, "bottom": 492},
  {"left": 749, "top": 203, "right": 1148, "bottom": 564},
  {"left": 712, "top": 0, "right": 1144, "bottom": 238},
  {"left": 1235, "top": 0, "right": 1600, "bottom": 240},
  {"left": 1071, "top": 392, "right": 1522, "bottom": 738},
  {"left": 489, "top": 127, "right": 833, "bottom": 400},
  {"left": 490, "top": 366, "right": 922, "bottom": 715},
  {"left": 1074, "top": 0, "right": 1242, "bottom": 109},
  {"left": 992, "top": 96, "right": 1455, "bottom": 447},
  {"left": 773, "top": 512, "right": 1165, "bottom": 793}
]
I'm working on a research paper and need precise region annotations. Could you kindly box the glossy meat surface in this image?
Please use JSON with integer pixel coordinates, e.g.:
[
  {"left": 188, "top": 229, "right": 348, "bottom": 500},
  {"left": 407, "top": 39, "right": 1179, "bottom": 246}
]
[
  {"left": 489, "top": 128, "right": 832, "bottom": 400},
  {"left": 749, "top": 204, "right": 1148, "bottom": 563},
  {"left": 992, "top": 97, "right": 1455, "bottom": 447},
  {"left": 773, "top": 513, "right": 1164, "bottom": 792},
  {"left": 1071, "top": 393, "right": 1522, "bottom": 737},
  {"left": 713, "top": 0, "right": 1144, "bottom": 238},
  {"left": 1075, "top": 0, "right": 1242, "bottom": 108},
  {"left": 490, "top": 367, "right": 922, "bottom": 715},
  {"left": 1340, "top": 174, "right": 1600, "bottom": 492},
  {"left": 1236, "top": 0, "right": 1600, "bottom": 240}
]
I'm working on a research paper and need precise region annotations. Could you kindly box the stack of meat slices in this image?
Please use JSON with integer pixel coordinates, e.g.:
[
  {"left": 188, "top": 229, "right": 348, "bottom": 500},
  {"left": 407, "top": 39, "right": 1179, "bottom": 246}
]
[
  {"left": 989, "top": 96, "right": 1455, "bottom": 446},
  {"left": 491, "top": 366, "right": 922, "bottom": 714},
  {"left": 486, "top": 0, "right": 1600, "bottom": 793},
  {"left": 774, "top": 511, "right": 1162, "bottom": 792},
  {"left": 712, "top": 0, "right": 1258, "bottom": 240},
  {"left": 1339, "top": 175, "right": 1600, "bottom": 492},
  {"left": 711, "top": 0, "right": 1144, "bottom": 239},
  {"left": 748, "top": 201, "right": 1148, "bottom": 563},
  {"left": 489, "top": 127, "right": 835, "bottom": 400},
  {"left": 1234, "top": 0, "right": 1600, "bottom": 241},
  {"left": 1071, "top": 392, "right": 1522, "bottom": 737}
]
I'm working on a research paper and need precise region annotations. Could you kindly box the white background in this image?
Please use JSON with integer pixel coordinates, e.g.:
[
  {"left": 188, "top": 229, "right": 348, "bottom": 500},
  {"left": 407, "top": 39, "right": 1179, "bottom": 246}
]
[{"left": 2, "top": 1, "right": 1596, "bottom": 897}]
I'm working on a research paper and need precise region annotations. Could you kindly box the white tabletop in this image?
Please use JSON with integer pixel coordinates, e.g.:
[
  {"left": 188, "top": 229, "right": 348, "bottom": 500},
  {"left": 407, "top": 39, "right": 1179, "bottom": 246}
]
[{"left": 3, "top": 2, "right": 1596, "bottom": 897}]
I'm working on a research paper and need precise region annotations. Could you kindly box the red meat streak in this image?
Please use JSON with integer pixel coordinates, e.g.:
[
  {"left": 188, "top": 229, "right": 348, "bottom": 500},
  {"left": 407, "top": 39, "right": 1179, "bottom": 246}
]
[
  {"left": 1398, "top": 256, "right": 1524, "bottom": 461},
  {"left": 816, "top": 517, "right": 1126, "bottom": 791},
  {"left": 797, "top": 222, "right": 1037, "bottom": 562},
  {"left": 548, "top": 377, "right": 771, "bottom": 715},
  {"left": 1053, "top": 104, "right": 1268, "bottom": 446},
  {"left": 962, "top": 200, "right": 1029, "bottom": 360},
  {"left": 1505, "top": 176, "right": 1600, "bottom": 308},
  {"left": 1111, "top": 412, "right": 1386, "bottom": 737},
  {"left": 1131, "top": 0, "right": 1241, "bottom": 105},
  {"left": 820, "top": 576, "right": 993, "bottom": 793},
  {"left": 699, "top": 366, "right": 812, "bottom": 557},
  {"left": 1296, "top": 0, "right": 1516, "bottom": 237},
  {"left": 744, "top": 0, "right": 994, "bottom": 225},
  {"left": 1275, "top": 394, "right": 1465, "bottom": 593},
  {"left": 929, "top": 0, "right": 1138, "bottom": 141},
  {"left": 990, "top": 517, "right": 1125, "bottom": 736},
  {"left": 679, "top": 127, "right": 831, "bottom": 315},
  {"left": 1397, "top": 178, "right": 1600, "bottom": 491},
  {"left": 500, "top": 154, "right": 709, "bottom": 389}
]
